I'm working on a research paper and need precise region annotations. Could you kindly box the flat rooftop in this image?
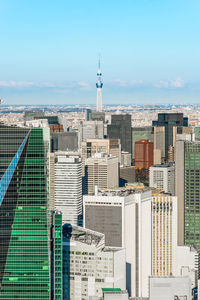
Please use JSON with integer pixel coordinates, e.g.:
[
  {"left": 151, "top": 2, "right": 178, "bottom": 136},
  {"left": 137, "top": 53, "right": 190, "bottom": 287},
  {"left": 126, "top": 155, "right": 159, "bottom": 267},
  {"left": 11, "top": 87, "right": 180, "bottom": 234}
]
[
  {"left": 97, "top": 186, "right": 163, "bottom": 197},
  {"left": 63, "top": 225, "right": 104, "bottom": 247}
]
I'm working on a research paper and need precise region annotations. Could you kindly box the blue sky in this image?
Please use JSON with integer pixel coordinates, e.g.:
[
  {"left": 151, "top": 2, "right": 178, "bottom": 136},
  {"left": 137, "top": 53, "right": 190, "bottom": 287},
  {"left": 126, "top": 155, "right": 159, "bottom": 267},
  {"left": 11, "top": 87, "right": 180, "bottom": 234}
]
[{"left": 0, "top": 0, "right": 200, "bottom": 105}]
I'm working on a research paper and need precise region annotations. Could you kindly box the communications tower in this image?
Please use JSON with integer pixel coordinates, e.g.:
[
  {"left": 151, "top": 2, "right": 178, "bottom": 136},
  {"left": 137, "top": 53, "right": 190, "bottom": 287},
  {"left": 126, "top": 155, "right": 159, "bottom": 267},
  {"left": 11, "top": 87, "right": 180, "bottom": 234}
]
[{"left": 96, "top": 57, "right": 103, "bottom": 112}]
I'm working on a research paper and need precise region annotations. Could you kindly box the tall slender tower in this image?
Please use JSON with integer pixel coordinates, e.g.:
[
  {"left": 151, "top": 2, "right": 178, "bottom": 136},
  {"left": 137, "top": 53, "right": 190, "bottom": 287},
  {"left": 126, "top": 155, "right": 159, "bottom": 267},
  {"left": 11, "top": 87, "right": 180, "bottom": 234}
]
[{"left": 96, "top": 57, "right": 103, "bottom": 112}]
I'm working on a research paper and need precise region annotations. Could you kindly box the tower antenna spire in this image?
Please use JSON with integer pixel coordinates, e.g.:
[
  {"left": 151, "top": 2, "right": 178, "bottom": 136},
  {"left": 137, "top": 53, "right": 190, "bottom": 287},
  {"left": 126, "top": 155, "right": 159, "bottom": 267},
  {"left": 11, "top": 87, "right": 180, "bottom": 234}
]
[
  {"left": 98, "top": 54, "right": 101, "bottom": 70},
  {"left": 96, "top": 55, "right": 103, "bottom": 112}
]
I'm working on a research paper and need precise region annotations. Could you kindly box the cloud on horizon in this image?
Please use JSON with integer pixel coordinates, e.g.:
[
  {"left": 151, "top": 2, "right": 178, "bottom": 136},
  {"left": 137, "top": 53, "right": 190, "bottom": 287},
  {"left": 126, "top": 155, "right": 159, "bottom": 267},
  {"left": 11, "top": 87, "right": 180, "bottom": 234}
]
[
  {"left": 154, "top": 78, "right": 185, "bottom": 89},
  {"left": 0, "top": 80, "right": 93, "bottom": 91},
  {"left": 0, "top": 78, "right": 188, "bottom": 94}
]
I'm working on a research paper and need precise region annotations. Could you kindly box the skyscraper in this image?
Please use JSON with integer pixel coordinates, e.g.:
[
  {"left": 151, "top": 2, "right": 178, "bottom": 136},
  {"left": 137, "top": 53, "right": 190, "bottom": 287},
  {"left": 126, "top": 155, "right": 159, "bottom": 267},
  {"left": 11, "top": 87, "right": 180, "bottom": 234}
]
[
  {"left": 132, "top": 126, "right": 154, "bottom": 159},
  {"left": 175, "top": 140, "right": 200, "bottom": 248},
  {"left": 96, "top": 58, "right": 103, "bottom": 112},
  {"left": 83, "top": 188, "right": 152, "bottom": 298},
  {"left": 84, "top": 153, "right": 119, "bottom": 195},
  {"left": 0, "top": 125, "right": 51, "bottom": 299},
  {"left": 107, "top": 114, "right": 132, "bottom": 153},
  {"left": 134, "top": 139, "right": 154, "bottom": 169},
  {"left": 152, "top": 113, "right": 188, "bottom": 161},
  {"left": 53, "top": 152, "right": 82, "bottom": 225},
  {"left": 78, "top": 120, "right": 104, "bottom": 145},
  {"left": 51, "top": 211, "right": 63, "bottom": 300}
]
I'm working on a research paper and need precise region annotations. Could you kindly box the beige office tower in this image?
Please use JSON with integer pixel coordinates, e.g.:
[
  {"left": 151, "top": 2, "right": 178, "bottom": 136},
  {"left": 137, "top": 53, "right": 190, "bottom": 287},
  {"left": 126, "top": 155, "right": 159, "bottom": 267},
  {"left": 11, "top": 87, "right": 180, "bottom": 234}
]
[
  {"left": 153, "top": 126, "right": 165, "bottom": 164},
  {"left": 85, "top": 153, "right": 119, "bottom": 195},
  {"left": 50, "top": 153, "right": 55, "bottom": 210},
  {"left": 152, "top": 195, "right": 176, "bottom": 276},
  {"left": 81, "top": 138, "right": 121, "bottom": 175},
  {"left": 175, "top": 140, "right": 185, "bottom": 246},
  {"left": 152, "top": 194, "right": 199, "bottom": 290}
]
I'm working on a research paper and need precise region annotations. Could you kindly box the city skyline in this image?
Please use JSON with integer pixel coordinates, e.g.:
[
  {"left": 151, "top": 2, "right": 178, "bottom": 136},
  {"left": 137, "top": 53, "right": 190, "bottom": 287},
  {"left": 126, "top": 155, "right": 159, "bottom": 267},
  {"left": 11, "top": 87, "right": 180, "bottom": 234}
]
[{"left": 0, "top": 0, "right": 200, "bottom": 105}]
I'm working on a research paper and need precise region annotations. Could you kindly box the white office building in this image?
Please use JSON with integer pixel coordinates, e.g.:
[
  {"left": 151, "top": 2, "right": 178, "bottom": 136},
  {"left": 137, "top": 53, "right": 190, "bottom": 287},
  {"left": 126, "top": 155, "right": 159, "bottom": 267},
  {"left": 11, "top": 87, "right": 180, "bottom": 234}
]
[
  {"left": 54, "top": 152, "right": 82, "bottom": 225},
  {"left": 63, "top": 225, "right": 126, "bottom": 300},
  {"left": 83, "top": 188, "right": 152, "bottom": 298},
  {"left": 149, "top": 163, "right": 175, "bottom": 195}
]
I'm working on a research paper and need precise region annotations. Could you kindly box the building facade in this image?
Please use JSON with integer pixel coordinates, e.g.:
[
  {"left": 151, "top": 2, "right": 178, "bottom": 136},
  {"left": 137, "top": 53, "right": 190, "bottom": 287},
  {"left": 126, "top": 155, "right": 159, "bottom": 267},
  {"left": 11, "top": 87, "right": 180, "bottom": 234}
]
[
  {"left": 81, "top": 138, "right": 121, "bottom": 174},
  {"left": 51, "top": 132, "right": 78, "bottom": 152},
  {"left": 149, "top": 276, "right": 191, "bottom": 300},
  {"left": 175, "top": 140, "right": 200, "bottom": 248},
  {"left": 51, "top": 211, "right": 63, "bottom": 300},
  {"left": 152, "top": 195, "right": 177, "bottom": 277},
  {"left": 149, "top": 164, "right": 175, "bottom": 195},
  {"left": 84, "top": 153, "right": 119, "bottom": 195},
  {"left": 54, "top": 152, "right": 82, "bottom": 225},
  {"left": 83, "top": 188, "right": 152, "bottom": 298},
  {"left": 132, "top": 126, "right": 153, "bottom": 159},
  {"left": 79, "top": 121, "right": 104, "bottom": 145},
  {"left": 0, "top": 125, "right": 51, "bottom": 299},
  {"left": 107, "top": 115, "right": 132, "bottom": 153},
  {"left": 63, "top": 225, "right": 126, "bottom": 300},
  {"left": 152, "top": 194, "right": 199, "bottom": 289},
  {"left": 152, "top": 113, "right": 188, "bottom": 161},
  {"left": 134, "top": 139, "right": 154, "bottom": 169}
]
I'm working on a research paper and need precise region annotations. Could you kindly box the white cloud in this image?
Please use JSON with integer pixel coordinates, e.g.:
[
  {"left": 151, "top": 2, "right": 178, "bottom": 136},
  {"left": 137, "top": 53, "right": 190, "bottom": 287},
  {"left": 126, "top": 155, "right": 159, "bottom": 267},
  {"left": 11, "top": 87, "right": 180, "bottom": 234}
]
[
  {"left": 0, "top": 80, "right": 93, "bottom": 91},
  {"left": 0, "top": 81, "right": 35, "bottom": 87},
  {"left": 112, "top": 79, "right": 128, "bottom": 87},
  {"left": 111, "top": 79, "right": 144, "bottom": 87},
  {"left": 154, "top": 78, "right": 185, "bottom": 89},
  {"left": 171, "top": 77, "right": 184, "bottom": 88},
  {"left": 129, "top": 80, "right": 144, "bottom": 86},
  {"left": 76, "top": 81, "right": 92, "bottom": 90}
]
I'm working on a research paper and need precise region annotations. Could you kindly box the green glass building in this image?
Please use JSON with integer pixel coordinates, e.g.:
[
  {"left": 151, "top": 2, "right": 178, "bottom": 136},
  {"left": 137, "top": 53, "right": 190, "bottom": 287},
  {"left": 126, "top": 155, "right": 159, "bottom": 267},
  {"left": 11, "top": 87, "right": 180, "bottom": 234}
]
[
  {"left": 51, "top": 211, "right": 62, "bottom": 300},
  {"left": 0, "top": 125, "right": 51, "bottom": 299},
  {"left": 184, "top": 142, "right": 200, "bottom": 248}
]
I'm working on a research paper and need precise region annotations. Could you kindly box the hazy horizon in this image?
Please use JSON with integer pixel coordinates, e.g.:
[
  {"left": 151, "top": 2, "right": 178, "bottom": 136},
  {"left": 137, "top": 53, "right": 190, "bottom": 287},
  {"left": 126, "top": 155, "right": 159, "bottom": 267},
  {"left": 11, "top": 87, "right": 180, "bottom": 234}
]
[{"left": 0, "top": 0, "right": 200, "bottom": 105}]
